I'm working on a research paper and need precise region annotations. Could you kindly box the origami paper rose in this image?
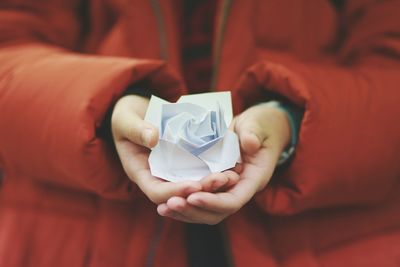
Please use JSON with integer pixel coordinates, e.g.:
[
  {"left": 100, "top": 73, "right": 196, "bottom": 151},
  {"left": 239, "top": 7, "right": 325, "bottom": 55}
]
[{"left": 144, "top": 92, "right": 241, "bottom": 182}]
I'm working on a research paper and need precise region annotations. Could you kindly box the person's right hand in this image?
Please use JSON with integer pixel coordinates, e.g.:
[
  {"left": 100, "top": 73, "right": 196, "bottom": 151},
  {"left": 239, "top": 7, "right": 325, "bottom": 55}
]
[
  {"left": 111, "top": 95, "right": 202, "bottom": 204},
  {"left": 111, "top": 95, "right": 239, "bottom": 204}
]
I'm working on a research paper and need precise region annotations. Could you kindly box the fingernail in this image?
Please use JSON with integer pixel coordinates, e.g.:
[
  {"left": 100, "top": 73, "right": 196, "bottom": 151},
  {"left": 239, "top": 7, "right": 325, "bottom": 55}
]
[{"left": 141, "top": 128, "right": 153, "bottom": 146}]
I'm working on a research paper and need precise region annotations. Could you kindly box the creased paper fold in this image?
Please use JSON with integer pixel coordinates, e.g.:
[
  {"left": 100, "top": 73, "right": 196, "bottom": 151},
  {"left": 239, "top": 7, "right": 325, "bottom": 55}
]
[{"left": 144, "top": 92, "right": 240, "bottom": 182}]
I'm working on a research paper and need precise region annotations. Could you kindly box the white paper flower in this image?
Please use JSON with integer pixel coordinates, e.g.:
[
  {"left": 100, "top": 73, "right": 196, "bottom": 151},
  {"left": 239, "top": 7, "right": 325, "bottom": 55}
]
[{"left": 144, "top": 92, "right": 241, "bottom": 182}]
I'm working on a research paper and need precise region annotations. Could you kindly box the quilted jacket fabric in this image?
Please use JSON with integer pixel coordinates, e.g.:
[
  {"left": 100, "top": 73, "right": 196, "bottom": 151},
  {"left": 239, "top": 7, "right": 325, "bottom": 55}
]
[{"left": 0, "top": 0, "right": 399, "bottom": 266}]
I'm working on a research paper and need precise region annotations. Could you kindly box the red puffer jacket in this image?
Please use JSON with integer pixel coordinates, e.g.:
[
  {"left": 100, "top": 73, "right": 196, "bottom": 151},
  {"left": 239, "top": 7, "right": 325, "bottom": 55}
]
[{"left": 0, "top": 0, "right": 399, "bottom": 266}]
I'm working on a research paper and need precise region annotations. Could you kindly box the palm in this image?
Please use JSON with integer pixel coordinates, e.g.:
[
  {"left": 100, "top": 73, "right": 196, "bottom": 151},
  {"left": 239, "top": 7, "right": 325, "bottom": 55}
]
[
  {"left": 239, "top": 144, "right": 276, "bottom": 192},
  {"left": 157, "top": 105, "right": 289, "bottom": 224},
  {"left": 117, "top": 139, "right": 152, "bottom": 179},
  {"left": 204, "top": 140, "right": 277, "bottom": 211},
  {"left": 155, "top": 144, "right": 278, "bottom": 224},
  {"left": 112, "top": 95, "right": 204, "bottom": 205}
]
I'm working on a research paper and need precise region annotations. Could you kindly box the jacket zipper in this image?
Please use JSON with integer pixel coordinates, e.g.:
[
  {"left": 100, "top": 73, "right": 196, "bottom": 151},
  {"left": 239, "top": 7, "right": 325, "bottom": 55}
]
[
  {"left": 150, "top": 0, "right": 168, "bottom": 61},
  {"left": 221, "top": 222, "right": 235, "bottom": 267},
  {"left": 145, "top": 216, "right": 165, "bottom": 267},
  {"left": 147, "top": 1, "right": 235, "bottom": 267},
  {"left": 146, "top": 1, "right": 168, "bottom": 266},
  {"left": 212, "top": 3, "right": 236, "bottom": 266},
  {"left": 151, "top": 0, "right": 232, "bottom": 91},
  {"left": 210, "top": 0, "right": 233, "bottom": 91}
]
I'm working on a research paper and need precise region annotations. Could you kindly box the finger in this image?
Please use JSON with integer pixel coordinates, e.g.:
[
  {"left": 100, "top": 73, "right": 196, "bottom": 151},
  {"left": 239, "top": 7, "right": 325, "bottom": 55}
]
[
  {"left": 228, "top": 117, "right": 236, "bottom": 131},
  {"left": 221, "top": 170, "right": 241, "bottom": 190},
  {"left": 117, "top": 143, "right": 202, "bottom": 204},
  {"left": 157, "top": 203, "right": 170, "bottom": 216},
  {"left": 240, "top": 105, "right": 292, "bottom": 152},
  {"left": 112, "top": 99, "right": 159, "bottom": 148},
  {"left": 234, "top": 116, "right": 264, "bottom": 155},
  {"left": 232, "top": 163, "right": 244, "bottom": 174},
  {"left": 115, "top": 112, "right": 158, "bottom": 148},
  {"left": 135, "top": 173, "right": 202, "bottom": 204},
  {"left": 231, "top": 117, "right": 261, "bottom": 153},
  {"left": 116, "top": 143, "right": 203, "bottom": 205},
  {"left": 165, "top": 197, "right": 225, "bottom": 225},
  {"left": 199, "top": 171, "right": 240, "bottom": 192},
  {"left": 187, "top": 177, "right": 257, "bottom": 214},
  {"left": 157, "top": 203, "right": 196, "bottom": 223}
]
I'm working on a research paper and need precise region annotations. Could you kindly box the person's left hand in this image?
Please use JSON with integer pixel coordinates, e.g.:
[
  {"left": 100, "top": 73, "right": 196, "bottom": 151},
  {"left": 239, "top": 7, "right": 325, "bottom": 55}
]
[{"left": 157, "top": 104, "right": 292, "bottom": 224}]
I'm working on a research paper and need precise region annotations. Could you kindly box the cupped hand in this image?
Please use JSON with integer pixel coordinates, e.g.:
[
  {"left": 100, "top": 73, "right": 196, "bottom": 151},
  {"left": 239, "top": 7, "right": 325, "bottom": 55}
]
[
  {"left": 112, "top": 95, "right": 201, "bottom": 204},
  {"left": 157, "top": 104, "right": 291, "bottom": 224},
  {"left": 111, "top": 95, "right": 239, "bottom": 204}
]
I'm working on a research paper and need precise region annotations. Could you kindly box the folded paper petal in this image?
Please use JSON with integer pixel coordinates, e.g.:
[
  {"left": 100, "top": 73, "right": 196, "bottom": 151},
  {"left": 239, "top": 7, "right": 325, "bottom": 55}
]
[
  {"left": 198, "top": 131, "right": 240, "bottom": 173},
  {"left": 145, "top": 92, "right": 240, "bottom": 182},
  {"left": 149, "top": 139, "right": 211, "bottom": 182}
]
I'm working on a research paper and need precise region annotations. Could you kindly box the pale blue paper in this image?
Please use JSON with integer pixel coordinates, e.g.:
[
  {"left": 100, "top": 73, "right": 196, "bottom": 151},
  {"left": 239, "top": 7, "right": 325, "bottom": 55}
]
[{"left": 144, "top": 92, "right": 240, "bottom": 182}]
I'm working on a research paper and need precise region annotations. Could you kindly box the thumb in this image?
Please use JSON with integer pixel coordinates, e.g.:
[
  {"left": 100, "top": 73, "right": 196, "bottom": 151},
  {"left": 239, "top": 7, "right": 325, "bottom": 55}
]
[
  {"left": 234, "top": 114, "right": 266, "bottom": 155},
  {"left": 112, "top": 98, "right": 159, "bottom": 149},
  {"left": 235, "top": 104, "right": 291, "bottom": 156},
  {"left": 121, "top": 115, "right": 159, "bottom": 148}
]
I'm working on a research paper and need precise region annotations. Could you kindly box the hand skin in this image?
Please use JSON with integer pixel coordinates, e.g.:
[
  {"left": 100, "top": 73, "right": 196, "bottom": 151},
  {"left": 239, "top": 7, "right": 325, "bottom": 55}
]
[
  {"left": 157, "top": 104, "right": 291, "bottom": 224},
  {"left": 111, "top": 95, "right": 240, "bottom": 205}
]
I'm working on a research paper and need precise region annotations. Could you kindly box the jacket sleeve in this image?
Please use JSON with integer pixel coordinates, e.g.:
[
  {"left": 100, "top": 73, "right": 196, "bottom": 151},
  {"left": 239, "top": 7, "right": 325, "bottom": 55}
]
[
  {"left": 0, "top": 0, "right": 183, "bottom": 199},
  {"left": 234, "top": 0, "right": 400, "bottom": 215}
]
